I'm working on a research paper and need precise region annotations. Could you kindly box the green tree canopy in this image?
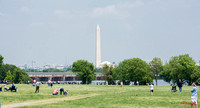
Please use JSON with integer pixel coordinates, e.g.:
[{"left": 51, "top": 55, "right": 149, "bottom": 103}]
[
  {"left": 72, "top": 60, "right": 95, "bottom": 84},
  {"left": 115, "top": 58, "right": 153, "bottom": 85},
  {"left": 160, "top": 54, "right": 196, "bottom": 85},
  {"left": 4, "top": 70, "right": 13, "bottom": 81},
  {"left": 0, "top": 54, "right": 32, "bottom": 83},
  {"left": 149, "top": 57, "right": 163, "bottom": 86},
  {"left": 102, "top": 64, "right": 114, "bottom": 85}
]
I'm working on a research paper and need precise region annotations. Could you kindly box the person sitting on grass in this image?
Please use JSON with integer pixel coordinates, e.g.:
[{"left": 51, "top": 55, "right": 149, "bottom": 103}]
[
  {"left": 4, "top": 85, "right": 9, "bottom": 91},
  {"left": 52, "top": 89, "right": 58, "bottom": 95},
  {"left": 11, "top": 84, "right": 17, "bottom": 92},
  {"left": 64, "top": 90, "right": 69, "bottom": 96},
  {"left": 60, "top": 88, "right": 64, "bottom": 95},
  {"left": 191, "top": 82, "right": 198, "bottom": 108}
]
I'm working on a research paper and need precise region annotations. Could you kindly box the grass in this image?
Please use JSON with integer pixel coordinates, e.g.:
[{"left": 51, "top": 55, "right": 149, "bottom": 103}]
[{"left": 0, "top": 84, "right": 198, "bottom": 108}]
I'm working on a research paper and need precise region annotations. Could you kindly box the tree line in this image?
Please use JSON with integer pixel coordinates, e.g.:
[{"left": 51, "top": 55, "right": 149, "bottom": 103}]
[
  {"left": 72, "top": 54, "right": 200, "bottom": 85},
  {"left": 0, "top": 55, "right": 31, "bottom": 83}
]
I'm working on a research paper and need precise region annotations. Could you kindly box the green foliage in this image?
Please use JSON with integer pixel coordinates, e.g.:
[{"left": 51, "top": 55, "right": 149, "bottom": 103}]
[
  {"left": 0, "top": 55, "right": 31, "bottom": 83},
  {"left": 102, "top": 64, "right": 114, "bottom": 84},
  {"left": 43, "top": 68, "right": 64, "bottom": 72},
  {"left": 95, "top": 68, "right": 102, "bottom": 72},
  {"left": 160, "top": 54, "right": 196, "bottom": 85},
  {"left": 4, "top": 70, "right": 13, "bottom": 81},
  {"left": 72, "top": 60, "right": 95, "bottom": 84},
  {"left": 149, "top": 57, "right": 163, "bottom": 86},
  {"left": 115, "top": 58, "right": 153, "bottom": 85},
  {"left": 0, "top": 54, "right": 3, "bottom": 66},
  {"left": 191, "top": 65, "right": 200, "bottom": 82}
]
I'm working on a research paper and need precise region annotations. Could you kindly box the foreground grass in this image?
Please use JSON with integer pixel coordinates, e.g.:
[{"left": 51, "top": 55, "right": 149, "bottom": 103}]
[{"left": 0, "top": 84, "right": 198, "bottom": 108}]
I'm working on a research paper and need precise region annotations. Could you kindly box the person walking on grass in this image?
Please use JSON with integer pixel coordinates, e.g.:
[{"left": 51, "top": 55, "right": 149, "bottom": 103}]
[
  {"left": 191, "top": 82, "right": 198, "bottom": 108},
  {"left": 35, "top": 81, "right": 40, "bottom": 93},
  {"left": 120, "top": 81, "right": 123, "bottom": 88},
  {"left": 150, "top": 83, "right": 154, "bottom": 96},
  {"left": 177, "top": 79, "right": 183, "bottom": 92}
]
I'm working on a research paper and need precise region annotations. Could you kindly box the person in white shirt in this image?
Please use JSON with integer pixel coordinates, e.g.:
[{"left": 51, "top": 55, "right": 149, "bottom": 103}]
[
  {"left": 35, "top": 81, "right": 40, "bottom": 93},
  {"left": 150, "top": 83, "right": 154, "bottom": 96}
]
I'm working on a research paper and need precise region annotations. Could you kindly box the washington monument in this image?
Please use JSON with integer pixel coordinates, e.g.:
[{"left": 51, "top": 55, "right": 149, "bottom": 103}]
[{"left": 96, "top": 24, "right": 101, "bottom": 68}]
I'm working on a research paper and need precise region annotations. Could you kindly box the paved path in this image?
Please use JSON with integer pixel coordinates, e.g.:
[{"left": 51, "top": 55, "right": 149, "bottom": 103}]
[{"left": 2, "top": 93, "right": 99, "bottom": 108}]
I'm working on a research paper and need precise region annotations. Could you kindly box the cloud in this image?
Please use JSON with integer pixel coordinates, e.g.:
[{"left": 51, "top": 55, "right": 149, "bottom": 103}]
[
  {"left": 54, "top": 10, "right": 71, "bottom": 18},
  {"left": 0, "top": 12, "right": 5, "bottom": 16},
  {"left": 48, "top": 22, "right": 59, "bottom": 28},
  {"left": 30, "top": 22, "right": 44, "bottom": 27},
  {"left": 118, "top": 1, "right": 144, "bottom": 8},
  {"left": 91, "top": 5, "right": 129, "bottom": 18},
  {"left": 20, "top": 6, "right": 30, "bottom": 12},
  {"left": 91, "top": 1, "right": 144, "bottom": 19},
  {"left": 0, "top": 12, "right": 8, "bottom": 17}
]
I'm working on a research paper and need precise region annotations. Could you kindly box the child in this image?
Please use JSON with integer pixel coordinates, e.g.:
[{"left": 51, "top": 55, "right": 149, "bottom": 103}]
[
  {"left": 191, "top": 82, "right": 198, "bottom": 108},
  {"left": 121, "top": 81, "right": 123, "bottom": 88},
  {"left": 52, "top": 89, "right": 58, "bottom": 95},
  {"left": 150, "top": 83, "right": 154, "bottom": 96},
  {"left": 64, "top": 90, "right": 69, "bottom": 96}
]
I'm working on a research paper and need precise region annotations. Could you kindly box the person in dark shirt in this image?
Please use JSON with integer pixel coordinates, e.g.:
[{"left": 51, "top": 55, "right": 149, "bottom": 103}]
[
  {"left": 177, "top": 79, "right": 183, "bottom": 92},
  {"left": 60, "top": 88, "right": 64, "bottom": 95}
]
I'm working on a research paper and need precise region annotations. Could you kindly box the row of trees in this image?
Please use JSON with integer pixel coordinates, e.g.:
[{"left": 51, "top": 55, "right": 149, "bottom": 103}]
[
  {"left": 0, "top": 55, "right": 31, "bottom": 83},
  {"left": 72, "top": 54, "right": 200, "bottom": 85}
]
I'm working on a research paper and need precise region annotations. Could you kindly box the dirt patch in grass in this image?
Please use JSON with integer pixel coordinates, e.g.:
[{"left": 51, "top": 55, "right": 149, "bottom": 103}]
[{"left": 2, "top": 93, "right": 99, "bottom": 108}]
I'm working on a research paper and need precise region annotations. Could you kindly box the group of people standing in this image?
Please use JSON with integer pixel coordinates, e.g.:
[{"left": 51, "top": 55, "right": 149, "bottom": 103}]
[{"left": 177, "top": 79, "right": 198, "bottom": 108}]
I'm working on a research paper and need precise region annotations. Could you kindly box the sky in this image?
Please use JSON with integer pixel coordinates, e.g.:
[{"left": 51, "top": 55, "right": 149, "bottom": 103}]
[{"left": 0, "top": 0, "right": 200, "bottom": 67}]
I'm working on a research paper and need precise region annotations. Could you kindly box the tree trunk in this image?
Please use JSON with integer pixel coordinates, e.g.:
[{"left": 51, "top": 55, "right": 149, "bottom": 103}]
[{"left": 155, "top": 77, "right": 158, "bottom": 86}]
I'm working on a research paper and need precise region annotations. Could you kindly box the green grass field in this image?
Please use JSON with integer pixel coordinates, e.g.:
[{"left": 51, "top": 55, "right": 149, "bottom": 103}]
[{"left": 0, "top": 84, "right": 198, "bottom": 108}]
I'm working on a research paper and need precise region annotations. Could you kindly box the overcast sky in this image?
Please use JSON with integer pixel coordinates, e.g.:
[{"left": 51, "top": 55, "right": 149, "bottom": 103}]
[{"left": 0, "top": 0, "right": 200, "bottom": 67}]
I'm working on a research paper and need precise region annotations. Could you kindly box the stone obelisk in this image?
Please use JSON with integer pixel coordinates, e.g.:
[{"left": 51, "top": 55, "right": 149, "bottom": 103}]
[{"left": 96, "top": 24, "right": 101, "bottom": 68}]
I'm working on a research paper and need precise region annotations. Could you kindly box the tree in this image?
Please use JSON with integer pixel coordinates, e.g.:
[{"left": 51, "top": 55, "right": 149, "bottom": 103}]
[
  {"left": 72, "top": 60, "right": 95, "bottom": 84},
  {"left": 191, "top": 65, "right": 200, "bottom": 82},
  {"left": 115, "top": 58, "right": 153, "bottom": 85},
  {"left": 4, "top": 70, "right": 13, "bottom": 81},
  {"left": 0, "top": 55, "right": 3, "bottom": 67},
  {"left": 149, "top": 57, "right": 163, "bottom": 86},
  {"left": 0, "top": 55, "right": 4, "bottom": 79},
  {"left": 102, "top": 64, "right": 114, "bottom": 85},
  {"left": 160, "top": 54, "right": 196, "bottom": 85}
]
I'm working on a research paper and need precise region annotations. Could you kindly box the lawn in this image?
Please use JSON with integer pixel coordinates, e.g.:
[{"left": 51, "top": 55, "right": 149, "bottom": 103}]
[{"left": 0, "top": 84, "right": 197, "bottom": 108}]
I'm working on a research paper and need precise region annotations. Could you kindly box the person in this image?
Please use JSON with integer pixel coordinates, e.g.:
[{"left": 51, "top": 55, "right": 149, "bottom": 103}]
[
  {"left": 150, "top": 83, "right": 154, "bottom": 96},
  {"left": 191, "top": 82, "right": 198, "bottom": 108},
  {"left": 60, "top": 88, "right": 64, "bottom": 95},
  {"left": 64, "top": 89, "right": 69, "bottom": 96},
  {"left": 106, "top": 81, "right": 108, "bottom": 86},
  {"left": 50, "top": 82, "right": 53, "bottom": 88},
  {"left": 35, "top": 81, "right": 40, "bottom": 93},
  {"left": 52, "top": 89, "right": 58, "bottom": 95},
  {"left": 11, "top": 84, "right": 17, "bottom": 92},
  {"left": 4, "top": 85, "right": 9, "bottom": 91},
  {"left": 137, "top": 81, "right": 139, "bottom": 85},
  {"left": 177, "top": 79, "right": 183, "bottom": 92},
  {"left": 120, "top": 81, "right": 123, "bottom": 88}
]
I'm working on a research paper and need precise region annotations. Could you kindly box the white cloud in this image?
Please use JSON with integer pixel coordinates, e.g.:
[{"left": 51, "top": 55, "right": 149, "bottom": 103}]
[
  {"left": 91, "top": 5, "right": 129, "bottom": 18},
  {"left": 0, "top": 12, "right": 9, "bottom": 17},
  {"left": 30, "top": 22, "right": 44, "bottom": 27},
  {"left": 20, "top": 6, "right": 30, "bottom": 12},
  {"left": 0, "top": 12, "right": 5, "bottom": 16},
  {"left": 54, "top": 10, "right": 71, "bottom": 18},
  {"left": 118, "top": 1, "right": 144, "bottom": 8},
  {"left": 91, "top": 1, "right": 144, "bottom": 19},
  {"left": 48, "top": 22, "right": 59, "bottom": 28}
]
